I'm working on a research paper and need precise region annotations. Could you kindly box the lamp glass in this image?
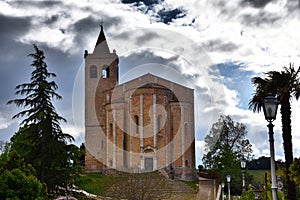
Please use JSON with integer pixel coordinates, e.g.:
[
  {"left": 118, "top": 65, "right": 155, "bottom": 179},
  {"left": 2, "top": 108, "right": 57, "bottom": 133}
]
[
  {"left": 240, "top": 159, "right": 246, "bottom": 169},
  {"left": 263, "top": 93, "right": 279, "bottom": 121},
  {"left": 226, "top": 174, "right": 231, "bottom": 183},
  {"left": 221, "top": 182, "right": 225, "bottom": 188}
]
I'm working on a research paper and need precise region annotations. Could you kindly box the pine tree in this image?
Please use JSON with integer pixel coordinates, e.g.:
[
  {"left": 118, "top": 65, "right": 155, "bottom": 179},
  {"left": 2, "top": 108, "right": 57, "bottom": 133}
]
[{"left": 7, "top": 44, "right": 78, "bottom": 195}]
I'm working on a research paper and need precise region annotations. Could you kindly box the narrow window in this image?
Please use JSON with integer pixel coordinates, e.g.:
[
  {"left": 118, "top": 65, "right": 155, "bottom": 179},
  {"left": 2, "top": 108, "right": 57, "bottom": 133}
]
[
  {"left": 102, "top": 70, "right": 107, "bottom": 78},
  {"left": 157, "top": 115, "right": 162, "bottom": 134},
  {"left": 109, "top": 123, "right": 113, "bottom": 135},
  {"left": 90, "top": 65, "right": 97, "bottom": 78},
  {"left": 102, "top": 65, "right": 109, "bottom": 78},
  {"left": 134, "top": 115, "right": 139, "bottom": 134},
  {"left": 185, "top": 160, "right": 189, "bottom": 167}
]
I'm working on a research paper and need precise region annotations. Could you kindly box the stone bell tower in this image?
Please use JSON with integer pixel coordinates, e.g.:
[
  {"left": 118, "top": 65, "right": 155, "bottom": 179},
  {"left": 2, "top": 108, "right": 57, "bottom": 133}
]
[{"left": 84, "top": 25, "right": 119, "bottom": 171}]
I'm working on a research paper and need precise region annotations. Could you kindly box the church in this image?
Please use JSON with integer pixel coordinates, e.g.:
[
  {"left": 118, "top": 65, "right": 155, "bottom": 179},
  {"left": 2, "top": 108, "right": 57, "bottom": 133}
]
[{"left": 84, "top": 26, "right": 196, "bottom": 180}]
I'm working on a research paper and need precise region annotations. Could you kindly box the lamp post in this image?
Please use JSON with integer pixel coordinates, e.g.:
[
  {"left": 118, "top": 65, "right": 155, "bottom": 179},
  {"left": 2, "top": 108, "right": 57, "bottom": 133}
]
[
  {"left": 240, "top": 157, "right": 246, "bottom": 192},
  {"left": 213, "top": 179, "right": 216, "bottom": 200},
  {"left": 263, "top": 93, "right": 279, "bottom": 200},
  {"left": 221, "top": 182, "right": 225, "bottom": 200},
  {"left": 227, "top": 174, "right": 231, "bottom": 200}
]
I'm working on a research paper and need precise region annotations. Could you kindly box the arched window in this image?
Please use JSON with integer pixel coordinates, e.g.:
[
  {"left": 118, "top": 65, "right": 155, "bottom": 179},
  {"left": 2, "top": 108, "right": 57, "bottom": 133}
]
[
  {"left": 157, "top": 115, "right": 162, "bottom": 134},
  {"left": 102, "top": 65, "right": 109, "bottom": 78},
  {"left": 134, "top": 115, "right": 139, "bottom": 134},
  {"left": 185, "top": 160, "right": 189, "bottom": 167},
  {"left": 90, "top": 65, "right": 97, "bottom": 78},
  {"left": 109, "top": 123, "right": 113, "bottom": 135}
]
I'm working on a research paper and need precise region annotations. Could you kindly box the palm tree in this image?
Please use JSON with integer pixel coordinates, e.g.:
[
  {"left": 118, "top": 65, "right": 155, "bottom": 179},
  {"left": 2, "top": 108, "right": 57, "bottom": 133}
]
[{"left": 249, "top": 63, "right": 300, "bottom": 200}]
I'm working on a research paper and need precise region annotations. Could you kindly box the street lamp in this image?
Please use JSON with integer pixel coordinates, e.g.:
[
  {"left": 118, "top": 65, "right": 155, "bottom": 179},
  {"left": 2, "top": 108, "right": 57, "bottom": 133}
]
[
  {"left": 240, "top": 158, "right": 246, "bottom": 192},
  {"left": 227, "top": 174, "right": 231, "bottom": 200},
  {"left": 221, "top": 182, "right": 225, "bottom": 200},
  {"left": 263, "top": 93, "right": 279, "bottom": 200},
  {"left": 213, "top": 179, "right": 216, "bottom": 200}
]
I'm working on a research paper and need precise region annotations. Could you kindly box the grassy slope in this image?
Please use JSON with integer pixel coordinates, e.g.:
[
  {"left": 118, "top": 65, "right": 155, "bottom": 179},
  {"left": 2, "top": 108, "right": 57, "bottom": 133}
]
[
  {"left": 248, "top": 170, "right": 268, "bottom": 185},
  {"left": 181, "top": 180, "right": 198, "bottom": 190},
  {"left": 80, "top": 172, "right": 278, "bottom": 199},
  {"left": 78, "top": 172, "right": 197, "bottom": 199},
  {"left": 77, "top": 173, "right": 113, "bottom": 195}
]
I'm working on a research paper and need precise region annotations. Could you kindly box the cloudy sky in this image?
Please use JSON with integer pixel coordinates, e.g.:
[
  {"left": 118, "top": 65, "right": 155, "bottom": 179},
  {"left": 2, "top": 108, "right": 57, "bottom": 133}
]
[{"left": 1, "top": 0, "right": 300, "bottom": 166}]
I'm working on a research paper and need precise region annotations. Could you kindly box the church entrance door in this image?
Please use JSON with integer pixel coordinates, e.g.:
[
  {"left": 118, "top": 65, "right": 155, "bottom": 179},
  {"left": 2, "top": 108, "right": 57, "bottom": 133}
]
[{"left": 144, "top": 157, "right": 153, "bottom": 171}]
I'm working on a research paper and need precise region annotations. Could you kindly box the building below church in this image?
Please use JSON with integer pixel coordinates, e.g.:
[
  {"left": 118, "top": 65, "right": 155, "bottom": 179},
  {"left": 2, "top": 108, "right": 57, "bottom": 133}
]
[{"left": 84, "top": 26, "right": 196, "bottom": 180}]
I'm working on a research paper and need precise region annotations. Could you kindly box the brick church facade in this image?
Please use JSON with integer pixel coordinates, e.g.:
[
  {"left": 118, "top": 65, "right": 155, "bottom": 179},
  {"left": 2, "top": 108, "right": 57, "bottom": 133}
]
[{"left": 84, "top": 26, "right": 196, "bottom": 180}]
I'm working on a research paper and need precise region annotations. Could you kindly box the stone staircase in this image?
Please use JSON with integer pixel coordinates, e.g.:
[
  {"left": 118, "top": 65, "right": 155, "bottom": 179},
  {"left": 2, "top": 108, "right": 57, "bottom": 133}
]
[
  {"left": 158, "top": 169, "right": 197, "bottom": 194},
  {"left": 196, "top": 177, "right": 215, "bottom": 200},
  {"left": 159, "top": 168, "right": 169, "bottom": 179},
  {"left": 168, "top": 179, "right": 197, "bottom": 193}
]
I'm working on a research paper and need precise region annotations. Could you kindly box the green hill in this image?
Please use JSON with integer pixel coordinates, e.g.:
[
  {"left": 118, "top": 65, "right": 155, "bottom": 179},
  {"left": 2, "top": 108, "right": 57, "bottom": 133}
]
[{"left": 77, "top": 171, "right": 197, "bottom": 199}]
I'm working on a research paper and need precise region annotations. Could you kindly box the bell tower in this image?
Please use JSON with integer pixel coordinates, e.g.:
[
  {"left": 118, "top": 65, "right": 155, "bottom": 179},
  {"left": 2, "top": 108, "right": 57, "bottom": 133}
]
[{"left": 84, "top": 25, "right": 119, "bottom": 171}]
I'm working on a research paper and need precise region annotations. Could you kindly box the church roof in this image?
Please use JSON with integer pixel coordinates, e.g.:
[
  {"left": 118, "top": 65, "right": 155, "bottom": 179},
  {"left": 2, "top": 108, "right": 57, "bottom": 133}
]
[
  {"left": 93, "top": 25, "right": 110, "bottom": 54},
  {"left": 95, "top": 25, "right": 106, "bottom": 47},
  {"left": 118, "top": 73, "right": 194, "bottom": 92}
]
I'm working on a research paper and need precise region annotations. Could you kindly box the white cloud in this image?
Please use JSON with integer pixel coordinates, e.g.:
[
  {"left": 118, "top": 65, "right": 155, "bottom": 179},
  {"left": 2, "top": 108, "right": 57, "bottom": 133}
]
[
  {"left": 0, "top": 115, "right": 11, "bottom": 130},
  {"left": 165, "top": 0, "right": 300, "bottom": 72},
  {"left": 61, "top": 124, "right": 84, "bottom": 144},
  {"left": 195, "top": 140, "right": 205, "bottom": 166},
  {"left": 224, "top": 86, "right": 240, "bottom": 109},
  {"left": 20, "top": 27, "right": 75, "bottom": 52},
  {"left": 0, "top": 105, "right": 17, "bottom": 131}
]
